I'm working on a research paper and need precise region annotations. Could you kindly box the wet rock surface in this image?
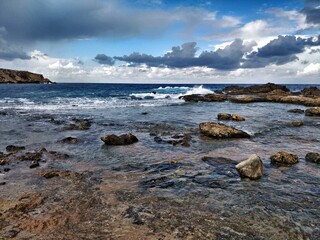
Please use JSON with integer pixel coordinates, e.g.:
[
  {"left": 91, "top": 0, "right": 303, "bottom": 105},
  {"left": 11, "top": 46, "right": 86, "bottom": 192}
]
[
  {"left": 288, "top": 121, "right": 304, "bottom": 127},
  {"left": 58, "top": 137, "right": 79, "bottom": 144},
  {"left": 236, "top": 154, "right": 264, "bottom": 180},
  {"left": 223, "top": 82, "right": 290, "bottom": 95},
  {"left": 288, "top": 108, "right": 305, "bottom": 114},
  {"left": 6, "top": 145, "right": 25, "bottom": 153},
  {"left": 305, "top": 107, "right": 320, "bottom": 116},
  {"left": 101, "top": 133, "right": 138, "bottom": 145},
  {"left": 305, "top": 152, "right": 320, "bottom": 163},
  {"left": 270, "top": 151, "right": 299, "bottom": 166},
  {"left": 199, "top": 122, "right": 250, "bottom": 138}
]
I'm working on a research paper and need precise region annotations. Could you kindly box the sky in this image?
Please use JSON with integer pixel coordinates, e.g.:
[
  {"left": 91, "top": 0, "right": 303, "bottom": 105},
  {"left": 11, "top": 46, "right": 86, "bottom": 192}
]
[{"left": 0, "top": 0, "right": 319, "bottom": 84}]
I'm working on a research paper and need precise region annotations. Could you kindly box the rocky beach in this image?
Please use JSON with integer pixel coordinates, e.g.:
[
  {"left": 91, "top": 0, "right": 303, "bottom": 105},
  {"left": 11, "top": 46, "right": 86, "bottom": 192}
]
[{"left": 0, "top": 83, "right": 320, "bottom": 239}]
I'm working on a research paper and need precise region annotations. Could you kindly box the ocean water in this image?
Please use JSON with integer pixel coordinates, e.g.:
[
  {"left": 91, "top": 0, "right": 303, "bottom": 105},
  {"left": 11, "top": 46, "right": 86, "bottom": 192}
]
[{"left": 0, "top": 83, "right": 320, "bottom": 238}]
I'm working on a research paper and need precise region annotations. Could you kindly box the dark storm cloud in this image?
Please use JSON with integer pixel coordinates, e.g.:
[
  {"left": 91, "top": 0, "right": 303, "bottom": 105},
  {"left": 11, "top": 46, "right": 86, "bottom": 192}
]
[
  {"left": 0, "top": 0, "right": 173, "bottom": 42},
  {"left": 94, "top": 54, "right": 115, "bottom": 65},
  {"left": 96, "top": 34, "right": 319, "bottom": 70},
  {"left": 0, "top": 31, "right": 30, "bottom": 60},
  {"left": 301, "top": 0, "right": 320, "bottom": 25},
  {"left": 112, "top": 39, "right": 256, "bottom": 70},
  {"left": 243, "top": 35, "right": 320, "bottom": 68}
]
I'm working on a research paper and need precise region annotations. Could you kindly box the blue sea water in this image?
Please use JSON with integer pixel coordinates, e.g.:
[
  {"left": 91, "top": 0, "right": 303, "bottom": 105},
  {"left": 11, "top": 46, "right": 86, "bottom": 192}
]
[{"left": 0, "top": 83, "right": 320, "bottom": 238}]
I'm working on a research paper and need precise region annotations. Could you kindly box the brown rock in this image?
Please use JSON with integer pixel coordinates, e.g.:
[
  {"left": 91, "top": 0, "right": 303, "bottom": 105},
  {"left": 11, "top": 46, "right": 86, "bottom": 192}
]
[
  {"left": 58, "top": 137, "right": 79, "bottom": 144},
  {"left": 287, "top": 121, "right": 303, "bottom": 127},
  {"left": 305, "top": 152, "right": 320, "bottom": 163},
  {"left": 301, "top": 87, "right": 320, "bottom": 97},
  {"left": 217, "top": 113, "right": 231, "bottom": 120},
  {"left": 305, "top": 107, "right": 320, "bottom": 116},
  {"left": 236, "top": 154, "right": 264, "bottom": 180},
  {"left": 231, "top": 114, "right": 245, "bottom": 121},
  {"left": 199, "top": 122, "right": 250, "bottom": 139},
  {"left": 270, "top": 151, "right": 299, "bottom": 165},
  {"left": 101, "top": 133, "right": 139, "bottom": 145},
  {"left": 223, "top": 83, "right": 290, "bottom": 95},
  {"left": 6, "top": 145, "right": 25, "bottom": 152}
]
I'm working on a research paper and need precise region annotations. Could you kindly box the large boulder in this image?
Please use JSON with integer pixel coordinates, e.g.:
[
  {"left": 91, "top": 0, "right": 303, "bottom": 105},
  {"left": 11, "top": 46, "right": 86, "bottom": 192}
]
[
  {"left": 305, "top": 107, "right": 320, "bottom": 116},
  {"left": 270, "top": 151, "right": 299, "bottom": 165},
  {"left": 217, "top": 113, "right": 245, "bottom": 121},
  {"left": 300, "top": 87, "right": 320, "bottom": 97},
  {"left": 223, "top": 83, "right": 290, "bottom": 95},
  {"left": 101, "top": 133, "right": 138, "bottom": 145},
  {"left": 305, "top": 152, "right": 320, "bottom": 163},
  {"left": 199, "top": 122, "right": 250, "bottom": 139},
  {"left": 236, "top": 154, "right": 264, "bottom": 180},
  {"left": 231, "top": 114, "right": 245, "bottom": 121}
]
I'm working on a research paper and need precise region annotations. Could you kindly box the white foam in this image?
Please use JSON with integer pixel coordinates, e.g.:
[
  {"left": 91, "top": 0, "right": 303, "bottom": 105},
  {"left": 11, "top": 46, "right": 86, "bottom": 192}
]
[{"left": 184, "top": 85, "right": 214, "bottom": 95}]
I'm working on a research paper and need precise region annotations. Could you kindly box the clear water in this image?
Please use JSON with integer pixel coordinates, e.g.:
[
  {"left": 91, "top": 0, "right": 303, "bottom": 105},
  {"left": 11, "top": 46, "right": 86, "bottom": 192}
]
[{"left": 0, "top": 83, "right": 319, "bottom": 238}]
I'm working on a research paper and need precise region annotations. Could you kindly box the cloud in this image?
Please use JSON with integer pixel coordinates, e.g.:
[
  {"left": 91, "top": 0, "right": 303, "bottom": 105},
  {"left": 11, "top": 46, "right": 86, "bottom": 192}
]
[
  {"left": 0, "top": 32, "right": 30, "bottom": 60},
  {"left": 113, "top": 40, "right": 256, "bottom": 70},
  {"left": 243, "top": 34, "right": 320, "bottom": 68},
  {"left": 0, "top": 0, "right": 240, "bottom": 43},
  {"left": 301, "top": 1, "right": 320, "bottom": 25},
  {"left": 94, "top": 54, "right": 115, "bottom": 65},
  {"left": 297, "top": 62, "right": 320, "bottom": 75}
]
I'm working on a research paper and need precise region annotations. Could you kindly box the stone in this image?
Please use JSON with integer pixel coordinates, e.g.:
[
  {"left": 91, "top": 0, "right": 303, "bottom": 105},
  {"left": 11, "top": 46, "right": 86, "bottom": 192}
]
[
  {"left": 217, "top": 113, "right": 231, "bottom": 120},
  {"left": 101, "top": 133, "right": 138, "bottom": 145},
  {"left": 300, "top": 87, "right": 320, "bottom": 97},
  {"left": 287, "top": 109, "right": 305, "bottom": 114},
  {"left": 270, "top": 151, "right": 299, "bottom": 165},
  {"left": 199, "top": 122, "right": 250, "bottom": 139},
  {"left": 58, "top": 137, "right": 79, "bottom": 144},
  {"left": 305, "top": 107, "right": 320, "bottom": 116},
  {"left": 287, "top": 121, "right": 303, "bottom": 127},
  {"left": 305, "top": 152, "right": 320, "bottom": 163},
  {"left": 231, "top": 114, "right": 245, "bottom": 121},
  {"left": 6, "top": 145, "right": 25, "bottom": 152},
  {"left": 236, "top": 154, "right": 264, "bottom": 180},
  {"left": 29, "top": 161, "right": 40, "bottom": 169}
]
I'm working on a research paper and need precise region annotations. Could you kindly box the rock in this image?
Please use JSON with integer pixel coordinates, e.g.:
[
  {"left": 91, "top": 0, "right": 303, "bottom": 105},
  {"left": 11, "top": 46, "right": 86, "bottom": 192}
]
[
  {"left": 0, "top": 68, "right": 51, "bottom": 84},
  {"left": 236, "top": 154, "right": 264, "bottom": 180},
  {"left": 0, "top": 182, "right": 6, "bottom": 185},
  {"left": 0, "top": 159, "right": 7, "bottom": 165},
  {"left": 231, "top": 114, "right": 245, "bottom": 121},
  {"left": 288, "top": 109, "right": 305, "bottom": 114},
  {"left": 305, "top": 152, "right": 320, "bottom": 163},
  {"left": 199, "top": 122, "right": 250, "bottom": 138},
  {"left": 180, "top": 94, "right": 227, "bottom": 102},
  {"left": 40, "top": 170, "right": 79, "bottom": 179},
  {"left": 217, "top": 113, "right": 232, "bottom": 120},
  {"left": 305, "top": 107, "right": 320, "bottom": 116},
  {"left": 58, "top": 137, "right": 79, "bottom": 144},
  {"left": 230, "top": 96, "right": 264, "bottom": 103},
  {"left": 18, "top": 151, "right": 42, "bottom": 161},
  {"left": 63, "top": 120, "right": 91, "bottom": 130},
  {"left": 270, "top": 151, "right": 299, "bottom": 165},
  {"left": 141, "top": 112, "right": 148, "bottom": 115},
  {"left": 287, "top": 121, "right": 303, "bottom": 127},
  {"left": 29, "top": 161, "right": 39, "bottom": 169},
  {"left": 4, "top": 168, "right": 10, "bottom": 172},
  {"left": 223, "top": 83, "right": 290, "bottom": 95},
  {"left": 48, "top": 151, "right": 70, "bottom": 159},
  {"left": 6, "top": 145, "right": 25, "bottom": 152},
  {"left": 301, "top": 87, "right": 320, "bottom": 97},
  {"left": 101, "top": 133, "right": 138, "bottom": 145}
]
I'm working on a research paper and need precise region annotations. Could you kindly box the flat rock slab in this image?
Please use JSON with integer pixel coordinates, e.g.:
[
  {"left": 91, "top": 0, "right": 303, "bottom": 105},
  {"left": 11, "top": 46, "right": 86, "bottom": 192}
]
[{"left": 199, "top": 122, "right": 250, "bottom": 139}]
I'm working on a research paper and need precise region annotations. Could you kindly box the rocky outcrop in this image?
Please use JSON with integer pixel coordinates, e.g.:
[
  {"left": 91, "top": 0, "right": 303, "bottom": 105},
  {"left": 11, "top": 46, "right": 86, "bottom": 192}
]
[
  {"left": 223, "top": 83, "right": 290, "bottom": 95},
  {"left": 305, "top": 107, "right": 320, "bottom": 116},
  {"left": 0, "top": 68, "right": 51, "bottom": 84},
  {"left": 236, "top": 154, "right": 264, "bottom": 180},
  {"left": 6, "top": 145, "right": 25, "bottom": 152},
  {"left": 300, "top": 87, "right": 320, "bottom": 97},
  {"left": 217, "top": 113, "right": 245, "bottom": 121},
  {"left": 270, "top": 151, "right": 299, "bottom": 165},
  {"left": 305, "top": 152, "right": 320, "bottom": 163},
  {"left": 199, "top": 122, "right": 250, "bottom": 139},
  {"left": 180, "top": 94, "right": 227, "bottom": 102},
  {"left": 287, "top": 109, "right": 305, "bottom": 114},
  {"left": 101, "top": 133, "right": 138, "bottom": 145}
]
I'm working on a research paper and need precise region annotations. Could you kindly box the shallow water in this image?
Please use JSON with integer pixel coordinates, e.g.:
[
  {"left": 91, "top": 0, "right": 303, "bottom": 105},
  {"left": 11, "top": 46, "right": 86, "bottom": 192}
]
[{"left": 0, "top": 83, "right": 319, "bottom": 239}]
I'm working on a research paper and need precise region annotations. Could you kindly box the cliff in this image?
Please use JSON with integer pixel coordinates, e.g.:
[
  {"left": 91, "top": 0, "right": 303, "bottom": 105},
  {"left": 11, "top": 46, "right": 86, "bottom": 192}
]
[{"left": 0, "top": 68, "right": 51, "bottom": 84}]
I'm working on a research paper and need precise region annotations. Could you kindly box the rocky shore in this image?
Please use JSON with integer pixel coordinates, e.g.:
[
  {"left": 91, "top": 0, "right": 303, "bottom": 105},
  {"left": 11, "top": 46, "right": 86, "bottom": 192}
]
[
  {"left": 0, "top": 68, "right": 51, "bottom": 84},
  {"left": 180, "top": 83, "right": 320, "bottom": 107}
]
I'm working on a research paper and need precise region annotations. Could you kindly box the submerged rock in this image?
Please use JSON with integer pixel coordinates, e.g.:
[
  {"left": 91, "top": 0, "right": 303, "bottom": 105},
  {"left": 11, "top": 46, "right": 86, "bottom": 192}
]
[
  {"left": 231, "top": 114, "right": 245, "bottom": 121},
  {"left": 6, "top": 145, "right": 25, "bottom": 153},
  {"left": 270, "top": 151, "right": 299, "bottom": 166},
  {"left": 199, "top": 122, "right": 250, "bottom": 139},
  {"left": 287, "top": 121, "right": 303, "bottom": 127},
  {"left": 236, "top": 154, "right": 264, "bottom": 180},
  {"left": 305, "top": 107, "right": 320, "bottom": 116},
  {"left": 287, "top": 109, "right": 305, "bottom": 114},
  {"left": 63, "top": 119, "right": 91, "bottom": 130},
  {"left": 305, "top": 152, "right": 320, "bottom": 163},
  {"left": 101, "top": 133, "right": 138, "bottom": 145},
  {"left": 217, "top": 113, "right": 231, "bottom": 120},
  {"left": 58, "top": 137, "right": 79, "bottom": 144}
]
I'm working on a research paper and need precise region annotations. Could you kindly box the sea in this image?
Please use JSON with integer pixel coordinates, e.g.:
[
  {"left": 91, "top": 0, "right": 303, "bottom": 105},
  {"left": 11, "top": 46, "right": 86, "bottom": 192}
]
[{"left": 0, "top": 83, "right": 320, "bottom": 238}]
